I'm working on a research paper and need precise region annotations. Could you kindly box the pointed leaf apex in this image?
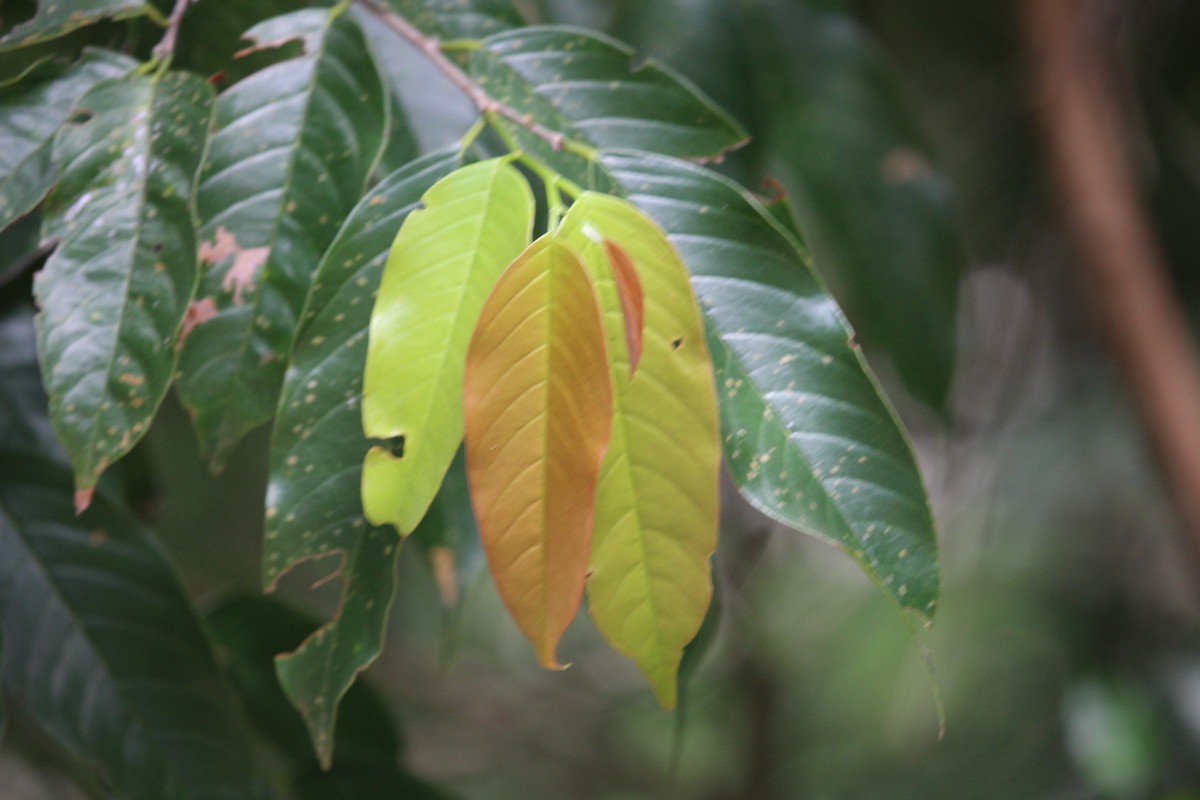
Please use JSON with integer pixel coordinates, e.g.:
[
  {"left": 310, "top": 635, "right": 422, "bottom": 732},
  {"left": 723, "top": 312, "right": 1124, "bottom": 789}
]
[{"left": 74, "top": 487, "right": 95, "bottom": 515}]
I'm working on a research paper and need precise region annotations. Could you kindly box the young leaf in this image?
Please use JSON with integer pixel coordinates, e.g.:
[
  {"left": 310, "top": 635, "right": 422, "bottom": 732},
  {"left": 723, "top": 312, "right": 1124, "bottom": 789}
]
[
  {"left": 177, "top": 7, "right": 387, "bottom": 468},
  {"left": 464, "top": 237, "right": 613, "bottom": 669},
  {"left": 0, "top": 0, "right": 149, "bottom": 52},
  {"left": 34, "top": 71, "right": 214, "bottom": 510},
  {"left": 556, "top": 193, "right": 721, "bottom": 707},
  {"left": 361, "top": 158, "right": 534, "bottom": 535},
  {"left": 0, "top": 48, "right": 137, "bottom": 230},
  {"left": 0, "top": 455, "right": 262, "bottom": 800},
  {"left": 470, "top": 27, "right": 748, "bottom": 161},
  {"left": 604, "top": 150, "right": 940, "bottom": 621},
  {"left": 265, "top": 151, "right": 461, "bottom": 766},
  {"left": 603, "top": 240, "right": 645, "bottom": 376}
]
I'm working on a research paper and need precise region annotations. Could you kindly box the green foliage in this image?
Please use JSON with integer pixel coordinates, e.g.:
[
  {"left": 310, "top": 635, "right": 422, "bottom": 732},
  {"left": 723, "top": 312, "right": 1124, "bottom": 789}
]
[{"left": 0, "top": 0, "right": 953, "bottom": 795}]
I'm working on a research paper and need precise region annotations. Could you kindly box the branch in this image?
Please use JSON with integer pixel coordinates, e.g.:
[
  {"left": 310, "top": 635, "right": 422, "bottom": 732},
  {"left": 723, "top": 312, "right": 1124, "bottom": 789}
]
[
  {"left": 152, "top": 0, "right": 190, "bottom": 61},
  {"left": 1023, "top": 0, "right": 1200, "bottom": 569},
  {"left": 356, "top": 0, "right": 566, "bottom": 151}
]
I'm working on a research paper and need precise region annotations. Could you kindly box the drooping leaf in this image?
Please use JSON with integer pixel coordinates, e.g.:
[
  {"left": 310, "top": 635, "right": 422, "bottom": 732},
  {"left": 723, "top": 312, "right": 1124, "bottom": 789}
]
[
  {"left": 464, "top": 236, "right": 613, "bottom": 669},
  {"left": 604, "top": 150, "right": 940, "bottom": 621},
  {"left": 555, "top": 193, "right": 720, "bottom": 707},
  {"left": 361, "top": 158, "right": 534, "bottom": 535},
  {"left": 470, "top": 26, "right": 748, "bottom": 161},
  {"left": 177, "top": 7, "right": 387, "bottom": 468},
  {"left": 0, "top": 0, "right": 149, "bottom": 52},
  {"left": 753, "top": 1, "right": 964, "bottom": 408},
  {"left": 34, "top": 70, "right": 214, "bottom": 509},
  {"left": 265, "top": 150, "right": 461, "bottom": 767},
  {"left": 0, "top": 454, "right": 262, "bottom": 800},
  {"left": 205, "top": 594, "right": 401, "bottom": 768},
  {"left": 380, "top": 0, "right": 523, "bottom": 40},
  {"left": 0, "top": 47, "right": 136, "bottom": 230}
]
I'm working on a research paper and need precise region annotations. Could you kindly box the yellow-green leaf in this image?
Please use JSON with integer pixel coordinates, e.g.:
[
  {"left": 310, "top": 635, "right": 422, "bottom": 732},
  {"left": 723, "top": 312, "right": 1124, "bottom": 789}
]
[
  {"left": 362, "top": 158, "right": 534, "bottom": 535},
  {"left": 556, "top": 193, "right": 720, "bottom": 707},
  {"left": 463, "top": 237, "right": 613, "bottom": 669}
]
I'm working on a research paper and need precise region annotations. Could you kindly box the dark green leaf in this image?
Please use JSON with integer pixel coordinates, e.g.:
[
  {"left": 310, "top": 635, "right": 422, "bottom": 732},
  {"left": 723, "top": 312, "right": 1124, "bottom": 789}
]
[
  {"left": 755, "top": 2, "right": 964, "bottom": 408},
  {"left": 470, "top": 26, "right": 748, "bottom": 161},
  {"left": 0, "top": 47, "right": 136, "bottom": 230},
  {"left": 605, "top": 150, "right": 939, "bottom": 621},
  {"left": 412, "top": 448, "right": 484, "bottom": 629},
  {"left": 381, "top": 0, "right": 522, "bottom": 40},
  {"left": 176, "top": 7, "right": 387, "bottom": 468},
  {"left": 34, "top": 70, "right": 214, "bottom": 505},
  {"left": 0, "top": 0, "right": 150, "bottom": 52},
  {"left": 0, "top": 454, "right": 262, "bottom": 800},
  {"left": 293, "top": 762, "right": 457, "bottom": 800},
  {"left": 205, "top": 594, "right": 401, "bottom": 768},
  {"left": 0, "top": 305, "right": 59, "bottom": 456},
  {"left": 265, "top": 151, "right": 461, "bottom": 766}
]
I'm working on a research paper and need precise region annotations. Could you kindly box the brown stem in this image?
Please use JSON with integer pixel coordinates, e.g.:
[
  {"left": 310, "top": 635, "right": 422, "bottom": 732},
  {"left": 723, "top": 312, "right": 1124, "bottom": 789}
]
[
  {"left": 1023, "top": 0, "right": 1200, "bottom": 567},
  {"left": 355, "top": 0, "right": 566, "bottom": 151},
  {"left": 152, "top": 0, "right": 190, "bottom": 61}
]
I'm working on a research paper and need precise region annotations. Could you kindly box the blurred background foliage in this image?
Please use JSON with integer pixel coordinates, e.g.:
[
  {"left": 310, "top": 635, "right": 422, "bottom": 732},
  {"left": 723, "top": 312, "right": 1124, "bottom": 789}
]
[{"left": 5, "top": 0, "right": 1200, "bottom": 798}]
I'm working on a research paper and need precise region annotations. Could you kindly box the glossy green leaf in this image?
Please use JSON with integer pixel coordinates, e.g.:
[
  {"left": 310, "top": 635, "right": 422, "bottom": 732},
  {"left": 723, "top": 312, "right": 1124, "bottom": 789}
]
[
  {"left": 556, "top": 193, "right": 721, "bottom": 707},
  {"left": 177, "top": 7, "right": 387, "bottom": 468},
  {"left": 470, "top": 26, "right": 748, "bottom": 161},
  {"left": 34, "top": 70, "right": 214, "bottom": 509},
  {"left": 0, "top": 0, "right": 149, "bottom": 52},
  {"left": 464, "top": 237, "right": 613, "bottom": 669},
  {"left": 0, "top": 454, "right": 261, "bottom": 800},
  {"left": 381, "top": 0, "right": 522, "bottom": 40},
  {"left": 0, "top": 47, "right": 136, "bottom": 230},
  {"left": 205, "top": 594, "right": 400, "bottom": 768},
  {"left": 605, "top": 150, "right": 939, "bottom": 621},
  {"left": 412, "top": 447, "right": 484, "bottom": 621},
  {"left": 265, "top": 150, "right": 461, "bottom": 767},
  {"left": 755, "top": 1, "right": 964, "bottom": 408},
  {"left": 362, "top": 158, "right": 534, "bottom": 535}
]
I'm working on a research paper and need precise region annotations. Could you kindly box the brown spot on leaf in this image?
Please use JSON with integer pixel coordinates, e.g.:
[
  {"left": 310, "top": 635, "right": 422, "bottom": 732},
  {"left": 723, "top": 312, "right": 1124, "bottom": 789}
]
[
  {"left": 118, "top": 372, "right": 145, "bottom": 387},
  {"left": 89, "top": 528, "right": 109, "bottom": 547},
  {"left": 178, "top": 297, "right": 218, "bottom": 350},
  {"left": 199, "top": 226, "right": 269, "bottom": 305}
]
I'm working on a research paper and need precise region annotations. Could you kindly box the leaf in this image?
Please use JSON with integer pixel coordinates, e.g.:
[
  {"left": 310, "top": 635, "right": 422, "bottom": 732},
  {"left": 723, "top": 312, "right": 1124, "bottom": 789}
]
[
  {"left": 0, "top": 0, "right": 149, "bottom": 52},
  {"left": 411, "top": 447, "right": 484, "bottom": 619},
  {"left": 176, "top": 7, "right": 388, "bottom": 468},
  {"left": 205, "top": 595, "right": 401, "bottom": 768},
  {"left": 380, "top": 0, "right": 523, "bottom": 40},
  {"left": 555, "top": 192, "right": 720, "bottom": 708},
  {"left": 602, "top": 240, "right": 644, "bottom": 376},
  {"left": 361, "top": 158, "right": 534, "bottom": 535},
  {"left": 470, "top": 26, "right": 748, "bottom": 161},
  {"left": 34, "top": 70, "right": 214, "bottom": 508},
  {"left": 0, "top": 47, "right": 137, "bottom": 230},
  {"left": 604, "top": 150, "right": 940, "bottom": 621},
  {"left": 754, "top": 1, "right": 964, "bottom": 408},
  {"left": 0, "top": 454, "right": 262, "bottom": 800},
  {"left": 464, "top": 236, "right": 613, "bottom": 669},
  {"left": 0, "top": 305, "right": 59, "bottom": 457},
  {"left": 265, "top": 151, "right": 461, "bottom": 766}
]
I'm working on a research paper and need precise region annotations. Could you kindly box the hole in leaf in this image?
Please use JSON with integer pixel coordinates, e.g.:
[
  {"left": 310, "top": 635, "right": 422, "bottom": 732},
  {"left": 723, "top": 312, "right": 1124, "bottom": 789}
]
[
  {"left": 672, "top": 337, "right": 683, "bottom": 350},
  {"left": 68, "top": 109, "right": 94, "bottom": 125},
  {"left": 153, "top": 242, "right": 164, "bottom": 253},
  {"left": 372, "top": 434, "right": 405, "bottom": 459}
]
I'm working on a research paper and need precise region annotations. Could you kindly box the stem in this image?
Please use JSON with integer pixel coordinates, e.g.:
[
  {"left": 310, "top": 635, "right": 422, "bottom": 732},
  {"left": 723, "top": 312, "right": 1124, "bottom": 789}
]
[
  {"left": 1024, "top": 0, "right": 1200, "bottom": 571},
  {"left": 356, "top": 0, "right": 568, "bottom": 152},
  {"left": 151, "top": 0, "right": 190, "bottom": 63}
]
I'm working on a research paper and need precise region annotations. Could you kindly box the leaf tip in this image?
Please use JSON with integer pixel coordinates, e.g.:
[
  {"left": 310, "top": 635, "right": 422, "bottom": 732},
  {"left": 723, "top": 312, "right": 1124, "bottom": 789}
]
[{"left": 73, "top": 487, "right": 94, "bottom": 515}]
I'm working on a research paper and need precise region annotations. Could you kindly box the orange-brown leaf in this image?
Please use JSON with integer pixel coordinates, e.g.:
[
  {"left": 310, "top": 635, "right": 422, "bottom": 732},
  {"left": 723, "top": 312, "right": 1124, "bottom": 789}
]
[
  {"left": 464, "top": 238, "right": 613, "bottom": 668},
  {"left": 602, "top": 240, "right": 645, "bottom": 377}
]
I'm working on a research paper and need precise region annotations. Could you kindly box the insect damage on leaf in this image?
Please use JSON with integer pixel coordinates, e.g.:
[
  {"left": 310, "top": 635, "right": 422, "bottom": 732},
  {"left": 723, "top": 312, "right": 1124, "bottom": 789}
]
[{"left": 198, "top": 226, "right": 269, "bottom": 305}]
